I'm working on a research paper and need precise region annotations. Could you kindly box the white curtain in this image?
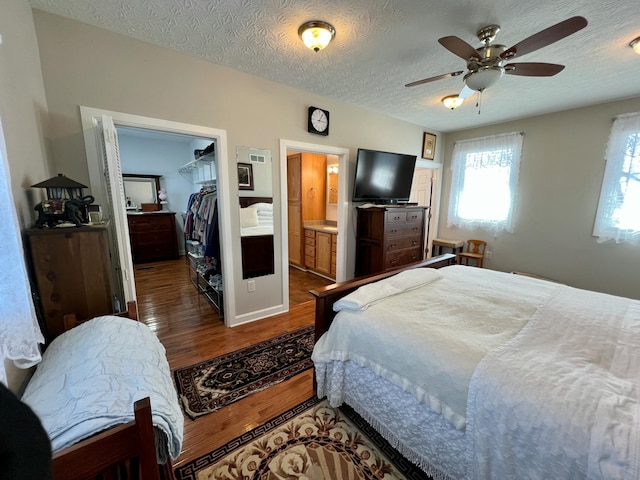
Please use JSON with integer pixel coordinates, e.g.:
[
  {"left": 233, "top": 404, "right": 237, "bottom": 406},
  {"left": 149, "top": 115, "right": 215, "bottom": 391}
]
[
  {"left": 0, "top": 116, "right": 44, "bottom": 386},
  {"left": 593, "top": 112, "right": 640, "bottom": 245},
  {"left": 447, "top": 132, "right": 523, "bottom": 233}
]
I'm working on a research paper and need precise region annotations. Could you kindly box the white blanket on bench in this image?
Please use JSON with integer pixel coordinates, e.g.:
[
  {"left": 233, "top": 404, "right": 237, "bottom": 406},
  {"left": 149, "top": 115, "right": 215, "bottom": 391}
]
[{"left": 21, "top": 316, "right": 183, "bottom": 462}]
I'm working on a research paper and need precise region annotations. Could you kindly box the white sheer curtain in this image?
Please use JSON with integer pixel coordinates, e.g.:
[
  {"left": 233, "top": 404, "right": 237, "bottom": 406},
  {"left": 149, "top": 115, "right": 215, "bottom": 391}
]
[
  {"left": 593, "top": 112, "right": 640, "bottom": 245},
  {"left": 0, "top": 116, "right": 44, "bottom": 386},
  {"left": 447, "top": 132, "right": 523, "bottom": 233}
]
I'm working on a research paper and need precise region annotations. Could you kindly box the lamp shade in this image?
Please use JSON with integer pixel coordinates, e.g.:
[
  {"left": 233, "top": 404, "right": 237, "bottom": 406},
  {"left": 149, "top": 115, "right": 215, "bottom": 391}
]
[
  {"left": 298, "top": 21, "right": 336, "bottom": 52},
  {"left": 32, "top": 173, "right": 87, "bottom": 200}
]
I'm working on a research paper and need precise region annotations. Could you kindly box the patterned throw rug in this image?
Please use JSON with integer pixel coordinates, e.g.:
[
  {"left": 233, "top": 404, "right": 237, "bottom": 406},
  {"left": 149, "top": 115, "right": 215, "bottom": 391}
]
[
  {"left": 174, "top": 396, "right": 432, "bottom": 480},
  {"left": 174, "top": 325, "right": 314, "bottom": 419}
]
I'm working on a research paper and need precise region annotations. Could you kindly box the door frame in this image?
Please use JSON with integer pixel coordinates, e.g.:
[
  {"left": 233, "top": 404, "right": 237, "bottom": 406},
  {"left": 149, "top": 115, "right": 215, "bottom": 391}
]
[
  {"left": 79, "top": 106, "right": 236, "bottom": 324},
  {"left": 279, "top": 139, "right": 350, "bottom": 306}
]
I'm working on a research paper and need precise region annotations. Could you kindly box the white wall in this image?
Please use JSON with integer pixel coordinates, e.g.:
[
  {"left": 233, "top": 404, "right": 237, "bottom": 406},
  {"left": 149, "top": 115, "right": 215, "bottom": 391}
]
[
  {"left": 31, "top": 10, "right": 433, "bottom": 319},
  {"left": 0, "top": 0, "right": 51, "bottom": 392},
  {"left": 438, "top": 97, "right": 640, "bottom": 300}
]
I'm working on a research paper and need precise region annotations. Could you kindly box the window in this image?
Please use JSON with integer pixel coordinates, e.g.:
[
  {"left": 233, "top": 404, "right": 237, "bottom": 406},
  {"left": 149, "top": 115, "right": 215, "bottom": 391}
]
[
  {"left": 593, "top": 112, "right": 640, "bottom": 245},
  {"left": 447, "top": 132, "right": 523, "bottom": 233}
]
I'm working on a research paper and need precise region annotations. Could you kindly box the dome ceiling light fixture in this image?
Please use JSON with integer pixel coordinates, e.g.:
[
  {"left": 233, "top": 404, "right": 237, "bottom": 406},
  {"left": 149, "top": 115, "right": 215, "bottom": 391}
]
[
  {"left": 630, "top": 36, "right": 640, "bottom": 55},
  {"left": 442, "top": 95, "right": 464, "bottom": 110},
  {"left": 298, "top": 21, "right": 336, "bottom": 52}
]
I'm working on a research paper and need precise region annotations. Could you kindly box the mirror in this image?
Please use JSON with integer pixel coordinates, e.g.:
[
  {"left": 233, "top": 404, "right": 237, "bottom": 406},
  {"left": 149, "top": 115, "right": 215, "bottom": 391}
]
[
  {"left": 236, "top": 146, "right": 274, "bottom": 279},
  {"left": 327, "top": 163, "right": 339, "bottom": 205},
  {"left": 122, "top": 174, "right": 161, "bottom": 211}
]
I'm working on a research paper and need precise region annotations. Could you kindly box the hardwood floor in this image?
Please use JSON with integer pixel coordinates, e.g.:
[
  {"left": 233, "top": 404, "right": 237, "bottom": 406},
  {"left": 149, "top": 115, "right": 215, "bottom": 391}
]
[
  {"left": 289, "top": 265, "right": 333, "bottom": 306},
  {"left": 133, "top": 257, "right": 332, "bottom": 469}
]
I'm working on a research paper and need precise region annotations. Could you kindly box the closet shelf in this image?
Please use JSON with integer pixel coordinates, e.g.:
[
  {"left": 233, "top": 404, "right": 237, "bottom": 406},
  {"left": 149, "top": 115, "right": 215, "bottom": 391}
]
[{"left": 178, "top": 152, "right": 215, "bottom": 174}]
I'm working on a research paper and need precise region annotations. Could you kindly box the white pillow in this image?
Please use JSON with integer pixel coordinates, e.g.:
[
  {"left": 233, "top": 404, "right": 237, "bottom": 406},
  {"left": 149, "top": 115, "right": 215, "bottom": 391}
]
[{"left": 240, "top": 207, "right": 259, "bottom": 228}]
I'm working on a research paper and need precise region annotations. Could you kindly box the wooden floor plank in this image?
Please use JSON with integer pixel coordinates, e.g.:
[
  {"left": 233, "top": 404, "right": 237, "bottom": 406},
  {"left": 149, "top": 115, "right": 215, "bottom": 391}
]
[{"left": 133, "top": 258, "right": 329, "bottom": 468}]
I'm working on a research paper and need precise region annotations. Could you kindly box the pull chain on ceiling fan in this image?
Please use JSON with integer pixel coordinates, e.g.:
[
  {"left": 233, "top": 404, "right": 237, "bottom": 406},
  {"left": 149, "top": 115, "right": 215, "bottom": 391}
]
[{"left": 405, "top": 16, "right": 588, "bottom": 101}]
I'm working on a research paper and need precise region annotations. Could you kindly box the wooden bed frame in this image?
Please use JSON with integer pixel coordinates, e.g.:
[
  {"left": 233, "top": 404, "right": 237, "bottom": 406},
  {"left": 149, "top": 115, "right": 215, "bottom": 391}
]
[
  {"left": 310, "top": 254, "right": 456, "bottom": 342},
  {"left": 51, "top": 301, "right": 172, "bottom": 480}
]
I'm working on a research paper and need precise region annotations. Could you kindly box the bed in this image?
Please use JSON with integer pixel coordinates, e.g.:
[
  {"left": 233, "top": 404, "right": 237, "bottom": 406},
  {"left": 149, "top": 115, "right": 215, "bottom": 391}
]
[
  {"left": 311, "top": 255, "right": 640, "bottom": 479},
  {"left": 239, "top": 197, "right": 274, "bottom": 279},
  {"left": 20, "top": 302, "right": 183, "bottom": 479}
]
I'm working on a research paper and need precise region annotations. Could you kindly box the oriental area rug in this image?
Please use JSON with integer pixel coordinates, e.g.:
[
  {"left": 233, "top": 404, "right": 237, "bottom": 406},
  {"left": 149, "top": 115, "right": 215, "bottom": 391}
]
[
  {"left": 173, "top": 325, "right": 314, "bottom": 419},
  {"left": 174, "top": 396, "right": 432, "bottom": 480}
]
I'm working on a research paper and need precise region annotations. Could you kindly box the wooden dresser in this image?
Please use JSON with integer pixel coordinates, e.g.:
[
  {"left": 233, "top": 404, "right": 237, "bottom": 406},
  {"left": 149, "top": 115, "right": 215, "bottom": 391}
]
[
  {"left": 26, "top": 225, "right": 115, "bottom": 340},
  {"left": 127, "top": 212, "right": 179, "bottom": 263},
  {"left": 355, "top": 206, "right": 427, "bottom": 276}
]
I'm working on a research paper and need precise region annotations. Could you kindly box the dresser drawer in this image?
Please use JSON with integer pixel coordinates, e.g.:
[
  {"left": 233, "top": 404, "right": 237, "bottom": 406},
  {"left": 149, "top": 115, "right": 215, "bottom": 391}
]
[
  {"left": 304, "top": 236, "right": 316, "bottom": 247},
  {"left": 304, "top": 229, "right": 316, "bottom": 238},
  {"left": 386, "top": 222, "right": 423, "bottom": 237},
  {"left": 133, "top": 243, "right": 175, "bottom": 262},
  {"left": 305, "top": 255, "right": 315, "bottom": 268},
  {"left": 130, "top": 231, "right": 171, "bottom": 247},
  {"left": 128, "top": 215, "right": 173, "bottom": 233},
  {"left": 386, "top": 211, "right": 407, "bottom": 223},
  {"left": 384, "top": 247, "right": 422, "bottom": 270},
  {"left": 385, "top": 236, "right": 421, "bottom": 252},
  {"left": 304, "top": 244, "right": 316, "bottom": 257},
  {"left": 405, "top": 210, "right": 424, "bottom": 223}
]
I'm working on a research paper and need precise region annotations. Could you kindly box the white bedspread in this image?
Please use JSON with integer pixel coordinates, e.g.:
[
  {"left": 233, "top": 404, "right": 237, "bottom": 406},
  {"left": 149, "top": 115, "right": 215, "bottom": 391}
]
[
  {"left": 468, "top": 285, "right": 640, "bottom": 479},
  {"left": 313, "top": 265, "right": 560, "bottom": 430},
  {"left": 21, "top": 316, "right": 183, "bottom": 462},
  {"left": 313, "top": 266, "right": 640, "bottom": 479}
]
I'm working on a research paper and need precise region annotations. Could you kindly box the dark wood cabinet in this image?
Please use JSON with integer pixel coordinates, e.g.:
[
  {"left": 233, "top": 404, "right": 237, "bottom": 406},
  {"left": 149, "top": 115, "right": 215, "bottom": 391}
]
[
  {"left": 127, "top": 212, "right": 178, "bottom": 263},
  {"left": 355, "top": 206, "right": 427, "bottom": 277},
  {"left": 26, "top": 225, "right": 115, "bottom": 340}
]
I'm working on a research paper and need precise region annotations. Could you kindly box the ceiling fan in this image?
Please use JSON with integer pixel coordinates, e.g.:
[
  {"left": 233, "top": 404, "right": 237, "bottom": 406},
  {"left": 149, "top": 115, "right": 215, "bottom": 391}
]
[{"left": 405, "top": 16, "right": 588, "bottom": 99}]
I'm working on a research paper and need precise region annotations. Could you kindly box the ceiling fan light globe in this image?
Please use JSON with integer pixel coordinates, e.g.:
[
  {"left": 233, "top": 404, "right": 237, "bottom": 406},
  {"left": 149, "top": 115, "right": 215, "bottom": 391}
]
[{"left": 464, "top": 66, "right": 504, "bottom": 91}]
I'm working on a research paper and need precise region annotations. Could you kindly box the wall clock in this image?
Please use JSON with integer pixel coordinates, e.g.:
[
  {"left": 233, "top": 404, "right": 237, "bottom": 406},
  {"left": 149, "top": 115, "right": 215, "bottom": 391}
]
[{"left": 308, "top": 106, "right": 329, "bottom": 136}]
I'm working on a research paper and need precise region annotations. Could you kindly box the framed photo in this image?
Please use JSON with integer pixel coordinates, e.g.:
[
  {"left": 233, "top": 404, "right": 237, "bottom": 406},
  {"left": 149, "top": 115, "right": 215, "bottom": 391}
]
[
  {"left": 422, "top": 132, "right": 437, "bottom": 160},
  {"left": 237, "top": 163, "right": 254, "bottom": 190},
  {"left": 88, "top": 211, "right": 102, "bottom": 224}
]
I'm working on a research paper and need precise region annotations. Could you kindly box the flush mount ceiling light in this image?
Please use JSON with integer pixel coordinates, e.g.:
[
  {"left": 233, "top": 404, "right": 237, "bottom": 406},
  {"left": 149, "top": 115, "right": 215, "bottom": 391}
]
[
  {"left": 298, "top": 21, "right": 336, "bottom": 52},
  {"left": 442, "top": 95, "right": 464, "bottom": 110},
  {"left": 630, "top": 36, "right": 640, "bottom": 55}
]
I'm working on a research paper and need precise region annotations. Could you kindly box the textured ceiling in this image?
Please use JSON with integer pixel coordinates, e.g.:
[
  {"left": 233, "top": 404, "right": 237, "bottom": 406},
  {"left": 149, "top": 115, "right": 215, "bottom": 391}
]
[{"left": 29, "top": 0, "right": 640, "bottom": 132}]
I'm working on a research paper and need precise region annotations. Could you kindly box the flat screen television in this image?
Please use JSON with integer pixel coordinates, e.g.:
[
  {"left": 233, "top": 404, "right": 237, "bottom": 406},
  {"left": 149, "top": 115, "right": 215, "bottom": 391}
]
[{"left": 352, "top": 148, "right": 417, "bottom": 204}]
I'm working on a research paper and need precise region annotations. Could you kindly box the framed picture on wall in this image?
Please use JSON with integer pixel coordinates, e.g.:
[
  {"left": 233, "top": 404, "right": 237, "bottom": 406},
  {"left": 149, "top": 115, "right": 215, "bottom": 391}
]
[
  {"left": 422, "top": 132, "right": 437, "bottom": 160},
  {"left": 237, "top": 163, "right": 254, "bottom": 190}
]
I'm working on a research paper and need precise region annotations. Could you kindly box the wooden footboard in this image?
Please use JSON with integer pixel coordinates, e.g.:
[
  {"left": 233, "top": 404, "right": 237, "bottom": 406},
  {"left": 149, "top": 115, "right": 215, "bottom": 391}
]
[
  {"left": 52, "top": 397, "right": 160, "bottom": 480},
  {"left": 310, "top": 253, "right": 456, "bottom": 342}
]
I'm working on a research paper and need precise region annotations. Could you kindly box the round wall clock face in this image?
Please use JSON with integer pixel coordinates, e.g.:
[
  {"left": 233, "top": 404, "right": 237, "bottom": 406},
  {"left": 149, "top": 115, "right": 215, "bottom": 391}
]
[{"left": 308, "top": 106, "right": 329, "bottom": 136}]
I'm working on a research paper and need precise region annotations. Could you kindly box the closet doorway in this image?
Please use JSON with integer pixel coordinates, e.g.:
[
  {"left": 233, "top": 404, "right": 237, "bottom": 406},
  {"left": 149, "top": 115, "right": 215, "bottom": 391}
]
[{"left": 80, "top": 107, "right": 237, "bottom": 323}]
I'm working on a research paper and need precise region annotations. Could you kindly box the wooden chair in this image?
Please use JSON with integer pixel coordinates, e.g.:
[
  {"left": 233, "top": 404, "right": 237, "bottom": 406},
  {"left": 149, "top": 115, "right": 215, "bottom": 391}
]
[{"left": 457, "top": 239, "right": 487, "bottom": 268}]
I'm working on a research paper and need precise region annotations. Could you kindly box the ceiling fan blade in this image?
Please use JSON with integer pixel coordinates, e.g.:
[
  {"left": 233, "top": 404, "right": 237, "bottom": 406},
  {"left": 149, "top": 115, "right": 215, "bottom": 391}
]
[
  {"left": 404, "top": 70, "right": 464, "bottom": 88},
  {"left": 459, "top": 85, "right": 476, "bottom": 99},
  {"left": 504, "top": 62, "right": 565, "bottom": 76},
  {"left": 438, "top": 36, "right": 482, "bottom": 61},
  {"left": 500, "top": 16, "right": 587, "bottom": 59}
]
